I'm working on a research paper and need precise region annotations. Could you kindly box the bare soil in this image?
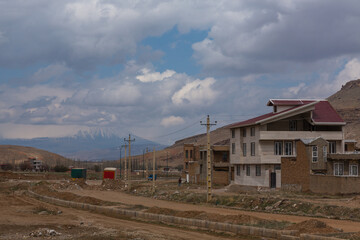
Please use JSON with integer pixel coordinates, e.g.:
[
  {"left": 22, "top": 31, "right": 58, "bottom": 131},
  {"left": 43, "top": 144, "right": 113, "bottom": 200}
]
[
  {"left": 68, "top": 187, "right": 360, "bottom": 233},
  {"left": 3, "top": 172, "right": 360, "bottom": 239},
  {"left": 0, "top": 180, "right": 255, "bottom": 240}
]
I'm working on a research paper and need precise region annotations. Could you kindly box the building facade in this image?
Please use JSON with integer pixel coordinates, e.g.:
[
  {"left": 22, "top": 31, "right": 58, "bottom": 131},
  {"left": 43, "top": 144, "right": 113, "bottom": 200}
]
[
  {"left": 282, "top": 137, "right": 360, "bottom": 194},
  {"left": 183, "top": 143, "right": 231, "bottom": 185},
  {"left": 228, "top": 99, "right": 345, "bottom": 188}
]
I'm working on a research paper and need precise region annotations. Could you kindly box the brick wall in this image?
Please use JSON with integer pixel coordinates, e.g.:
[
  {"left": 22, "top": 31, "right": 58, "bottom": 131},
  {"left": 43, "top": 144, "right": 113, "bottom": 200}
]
[
  {"left": 213, "top": 170, "right": 229, "bottom": 185},
  {"left": 281, "top": 141, "right": 310, "bottom": 191},
  {"left": 309, "top": 175, "right": 360, "bottom": 194}
]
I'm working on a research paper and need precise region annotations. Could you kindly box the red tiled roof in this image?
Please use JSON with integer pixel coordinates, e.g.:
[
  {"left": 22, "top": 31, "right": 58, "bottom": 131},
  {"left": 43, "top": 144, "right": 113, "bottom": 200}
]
[
  {"left": 228, "top": 99, "right": 344, "bottom": 128},
  {"left": 312, "top": 101, "right": 344, "bottom": 124},
  {"left": 226, "top": 112, "right": 275, "bottom": 128},
  {"left": 267, "top": 99, "right": 304, "bottom": 106}
]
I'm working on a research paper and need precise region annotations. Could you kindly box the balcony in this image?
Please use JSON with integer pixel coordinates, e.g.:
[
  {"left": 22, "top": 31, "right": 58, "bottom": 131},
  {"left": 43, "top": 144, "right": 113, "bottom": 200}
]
[{"left": 259, "top": 131, "right": 343, "bottom": 140}]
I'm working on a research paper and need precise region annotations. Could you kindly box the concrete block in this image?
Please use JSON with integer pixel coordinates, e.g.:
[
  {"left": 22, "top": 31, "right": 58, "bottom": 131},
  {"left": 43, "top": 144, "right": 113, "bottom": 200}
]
[
  {"left": 280, "top": 235, "right": 300, "bottom": 240},
  {"left": 237, "top": 225, "right": 250, "bottom": 235}
]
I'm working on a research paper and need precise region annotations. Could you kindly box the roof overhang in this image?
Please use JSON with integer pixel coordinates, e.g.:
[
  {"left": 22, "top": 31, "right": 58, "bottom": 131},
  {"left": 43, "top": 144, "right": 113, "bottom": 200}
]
[
  {"left": 257, "top": 101, "right": 318, "bottom": 125},
  {"left": 312, "top": 121, "right": 346, "bottom": 126}
]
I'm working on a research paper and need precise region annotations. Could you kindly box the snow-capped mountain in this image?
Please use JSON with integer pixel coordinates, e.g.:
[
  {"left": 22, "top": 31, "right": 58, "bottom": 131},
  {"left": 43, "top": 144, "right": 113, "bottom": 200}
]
[{"left": 0, "top": 127, "right": 167, "bottom": 161}]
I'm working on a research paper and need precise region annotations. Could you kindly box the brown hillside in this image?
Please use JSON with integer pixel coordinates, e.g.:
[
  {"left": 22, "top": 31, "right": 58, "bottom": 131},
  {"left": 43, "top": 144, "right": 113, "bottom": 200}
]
[
  {"left": 328, "top": 79, "right": 360, "bottom": 148},
  {"left": 149, "top": 127, "right": 230, "bottom": 168},
  {"left": 0, "top": 145, "right": 72, "bottom": 167}
]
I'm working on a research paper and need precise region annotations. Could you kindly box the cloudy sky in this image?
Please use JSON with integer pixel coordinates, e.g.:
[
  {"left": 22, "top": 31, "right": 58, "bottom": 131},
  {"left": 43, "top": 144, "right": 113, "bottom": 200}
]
[{"left": 1, "top": 0, "right": 360, "bottom": 144}]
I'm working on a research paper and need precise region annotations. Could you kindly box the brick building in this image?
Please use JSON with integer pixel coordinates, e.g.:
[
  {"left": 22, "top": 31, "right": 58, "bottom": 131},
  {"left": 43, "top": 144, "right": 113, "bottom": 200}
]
[
  {"left": 183, "top": 143, "right": 232, "bottom": 185},
  {"left": 282, "top": 137, "right": 360, "bottom": 194}
]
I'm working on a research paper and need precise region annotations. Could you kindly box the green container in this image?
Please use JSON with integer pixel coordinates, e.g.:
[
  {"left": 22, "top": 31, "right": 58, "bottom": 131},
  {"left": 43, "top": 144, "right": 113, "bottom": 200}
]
[{"left": 71, "top": 168, "right": 87, "bottom": 179}]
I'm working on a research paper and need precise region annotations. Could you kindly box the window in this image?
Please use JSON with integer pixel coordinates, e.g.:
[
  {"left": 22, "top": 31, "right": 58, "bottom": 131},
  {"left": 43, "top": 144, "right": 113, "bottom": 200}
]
[
  {"left": 185, "top": 150, "right": 188, "bottom": 158},
  {"left": 323, "top": 146, "right": 327, "bottom": 162},
  {"left": 329, "top": 141, "right": 336, "bottom": 154},
  {"left": 236, "top": 165, "right": 241, "bottom": 176},
  {"left": 246, "top": 165, "right": 251, "bottom": 176},
  {"left": 284, "top": 142, "right": 293, "bottom": 155},
  {"left": 274, "top": 164, "right": 281, "bottom": 170},
  {"left": 312, "top": 146, "right": 318, "bottom": 162},
  {"left": 242, "top": 128, "right": 246, "bottom": 137},
  {"left": 289, "top": 120, "right": 297, "bottom": 131},
  {"left": 243, "top": 143, "right": 247, "bottom": 156},
  {"left": 232, "top": 143, "right": 235, "bottom": 154},
  {"left": 232, "top": 129, "right": 235, "bottom": 138},
  {"left": 334, "top": 162, "right": 344, "bottom": 176},
  {"left": 250, "top": 127, "right": 255, "bottom": 136},
  {"left": 350, "top": 164, "right": 358, "bottom": 176},
  {"left": 274, "top": 141, "right": 283, "bottom": 155},
  {"left": 190, "top": 150, "right": 193, "bottom": 158},
  {"left": 200, "top": 164, "right": 203, "bottom": 174},
  {"left": 251, "top": 142, "right": 255, "bottom": 156},
  {"left": 222, "top": 153, "right": 228, "bottom": 161},
  {"left": 256, "top": 165, "right": 261, "bottom": 176}
]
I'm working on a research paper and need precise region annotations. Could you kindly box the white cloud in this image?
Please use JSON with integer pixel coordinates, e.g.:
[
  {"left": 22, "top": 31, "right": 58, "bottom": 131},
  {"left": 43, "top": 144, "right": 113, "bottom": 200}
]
[
  {"left": 335, "top": 58, "right": 360, "bottom": 88},
  {"left": 283, "top": 82, "right": 306, "bottom": 98},
  {"left": 172, "top": 77, "right": 219, "bottom": 106},
  {"left": 81, "top": 83, "right": 141, "bottom": 106},
  {"left": 136, "top": 68, "right": 175, "bottom": 83},
  {"left": 281, "top": 58, "right": 360, "bottom": 99},
  {"left": 31, "top": 63, "right": 70, "bottom": 83},
  {"left": 161, "top": 116, "right": 185, "bottom": 127}
]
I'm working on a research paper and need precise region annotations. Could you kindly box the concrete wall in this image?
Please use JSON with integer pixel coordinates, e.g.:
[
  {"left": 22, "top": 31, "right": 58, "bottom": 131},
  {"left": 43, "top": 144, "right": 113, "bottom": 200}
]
[
  {"left": 234, "top": 164, "right": 270, "bottom": 187},
  {"left": 309, "top": 175, "right": 360, "bottom": 194},
  {"left": 230, "top": 126, "right": 260, "bottom": 165}
]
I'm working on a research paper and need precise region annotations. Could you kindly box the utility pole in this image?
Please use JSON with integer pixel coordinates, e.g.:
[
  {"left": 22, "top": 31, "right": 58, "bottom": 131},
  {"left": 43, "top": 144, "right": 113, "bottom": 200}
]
[
  {"left": 166, "top": 151, "right": 169, "bottom": 177},
  {"left": 142, "top": 149, "right": 145, "bottom": 178},
  {"left": 145, "top": 147, "right": 149, "bottom": 178},
  {"left": 200, "top": 115, "right": 217, "bottom": 202},
  {"left": 124, "top": 134, "right": 135, "bottom": 191},
  {"left": 124, "top": 144, "right": 127, "bottom": 187},
  {"left": 152, "top": 147, "right": 156, "bottom": 193}
]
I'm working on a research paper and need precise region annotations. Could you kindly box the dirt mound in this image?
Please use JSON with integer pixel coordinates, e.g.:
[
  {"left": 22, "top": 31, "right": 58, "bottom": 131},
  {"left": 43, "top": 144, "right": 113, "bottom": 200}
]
[
  {"left": 145, "top": 207, "right": 286, "bottom": 228},
  {"left": 31, "top": 182, "right": 113, "bottom": 206},
  {"left": 286, "top": 219, "right": 342, "bottom": 234},
  {"left": 51, "top": 179, "right": 87, "bottom": 191},
  {"left": 100, "top": 179, "right": 125, "bottom": 190},
  {"left": 0, "top": 171, "right": 69, "bottom": 181}
]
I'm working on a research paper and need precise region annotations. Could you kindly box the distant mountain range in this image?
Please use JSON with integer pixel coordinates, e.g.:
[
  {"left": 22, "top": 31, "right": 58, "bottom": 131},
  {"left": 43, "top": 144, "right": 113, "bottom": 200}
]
[{"left": 0, "top": 127, "right": 167, "bottom": 161}]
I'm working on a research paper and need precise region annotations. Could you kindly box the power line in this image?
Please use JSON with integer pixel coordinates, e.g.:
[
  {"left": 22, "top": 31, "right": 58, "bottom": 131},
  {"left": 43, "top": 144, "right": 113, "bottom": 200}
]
[{"left": 152, "top": 116, "right": 206, "bottom": 139}]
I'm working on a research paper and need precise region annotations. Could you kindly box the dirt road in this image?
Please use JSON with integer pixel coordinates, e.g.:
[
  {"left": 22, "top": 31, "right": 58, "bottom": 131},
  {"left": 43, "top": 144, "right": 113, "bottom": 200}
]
[
  {"left": 0, "top": 186, "right": 249, "bottom": 239},
  {"left": 70, "top": 189, "right": 360, "bottom": 233}
]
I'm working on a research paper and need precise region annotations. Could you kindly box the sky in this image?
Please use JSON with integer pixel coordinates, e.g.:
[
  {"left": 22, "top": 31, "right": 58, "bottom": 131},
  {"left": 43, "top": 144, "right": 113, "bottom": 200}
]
[{"left": 1, "top": 0, "right": 360, "bottom": 145}]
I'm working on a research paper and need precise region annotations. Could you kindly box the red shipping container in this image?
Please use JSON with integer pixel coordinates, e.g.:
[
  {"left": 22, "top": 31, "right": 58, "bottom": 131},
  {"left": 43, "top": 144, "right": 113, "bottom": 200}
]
[{"left": 103, "top": 167, "right": 116, "bottom": 179}]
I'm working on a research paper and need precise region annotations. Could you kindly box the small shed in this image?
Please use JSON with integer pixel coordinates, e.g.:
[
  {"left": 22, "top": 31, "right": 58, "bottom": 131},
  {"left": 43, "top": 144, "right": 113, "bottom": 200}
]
[
  {"left": 103, "top": 167, "right": 117, "bottom": 179},
  {"left": 71, "top": 168, "right": 87, "bottom": 179}
]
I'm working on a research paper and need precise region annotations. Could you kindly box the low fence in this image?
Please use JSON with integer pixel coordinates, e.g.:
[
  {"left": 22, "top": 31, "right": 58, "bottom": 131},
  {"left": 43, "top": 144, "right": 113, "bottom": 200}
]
[
  {"left": 310, "top": 175, "right": 360, "bottom": 194},
  {"left": 27, "top": 191, "right": 344, "bottom": 240}
]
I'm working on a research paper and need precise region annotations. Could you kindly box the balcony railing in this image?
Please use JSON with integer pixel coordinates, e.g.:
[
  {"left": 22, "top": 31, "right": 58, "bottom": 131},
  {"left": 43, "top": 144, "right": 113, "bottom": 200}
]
[{"left": 259, "top": 131, "right": 343, "bottom": 140}]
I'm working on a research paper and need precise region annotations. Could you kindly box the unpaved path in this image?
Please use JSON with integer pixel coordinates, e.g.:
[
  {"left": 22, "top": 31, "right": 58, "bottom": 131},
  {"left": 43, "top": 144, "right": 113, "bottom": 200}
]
[
  {"left": 0, "top": 192, "right": 246, "bottom": 240},
  {"left": 70, "top": 189, "right": 360, "bottom": 232}
]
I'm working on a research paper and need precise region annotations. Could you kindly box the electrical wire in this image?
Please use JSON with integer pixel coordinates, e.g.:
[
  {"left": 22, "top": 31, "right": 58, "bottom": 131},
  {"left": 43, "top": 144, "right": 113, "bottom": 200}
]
[{"left": 151, "top": 116, "right": 206, "bottom": 139}]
